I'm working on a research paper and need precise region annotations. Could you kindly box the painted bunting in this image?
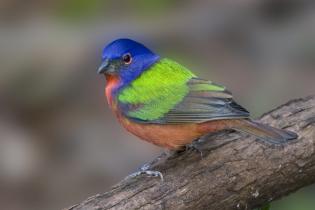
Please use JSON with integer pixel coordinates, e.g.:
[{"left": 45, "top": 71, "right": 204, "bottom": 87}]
[{"left": 97, "top": 38, "right": 297, "bottom": 150}]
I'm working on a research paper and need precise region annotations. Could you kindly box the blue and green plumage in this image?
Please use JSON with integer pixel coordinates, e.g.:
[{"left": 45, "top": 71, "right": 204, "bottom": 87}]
[
  {"left": 117, "top": 58, "right": 249, "bottom": 123},
  {"left": 97, "top": 38, "right": 297, "bottom": 148}
]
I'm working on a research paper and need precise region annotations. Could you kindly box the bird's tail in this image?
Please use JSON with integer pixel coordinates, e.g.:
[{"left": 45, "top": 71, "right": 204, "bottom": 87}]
[{"left": 231, "top": 119, "right": 298, "bottom": 145}]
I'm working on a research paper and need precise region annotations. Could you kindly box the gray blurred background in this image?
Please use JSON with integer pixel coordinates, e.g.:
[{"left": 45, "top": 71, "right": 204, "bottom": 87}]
[{"left": 0, "top": 0, "right": 314, "bottom": 210}]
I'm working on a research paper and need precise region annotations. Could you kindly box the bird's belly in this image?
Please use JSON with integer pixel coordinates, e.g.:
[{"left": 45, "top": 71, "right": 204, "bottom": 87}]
[{"left": 118, "top": 117, "right": 230, "bottom": 150}]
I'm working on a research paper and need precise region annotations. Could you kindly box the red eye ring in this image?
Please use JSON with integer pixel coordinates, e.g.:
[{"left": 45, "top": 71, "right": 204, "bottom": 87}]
[{"left": 122, "top": 53, "right": 132, "bottom": 65}]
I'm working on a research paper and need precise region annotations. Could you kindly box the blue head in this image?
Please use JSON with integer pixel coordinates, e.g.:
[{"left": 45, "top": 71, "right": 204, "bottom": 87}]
[{"left": 98, "top": 38, "right": 160, "bottom": 84}]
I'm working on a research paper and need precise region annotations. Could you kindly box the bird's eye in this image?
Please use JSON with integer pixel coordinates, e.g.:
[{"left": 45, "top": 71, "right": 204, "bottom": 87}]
[{"left": 122, "top": 53, "right": 132, "bottom": 65}]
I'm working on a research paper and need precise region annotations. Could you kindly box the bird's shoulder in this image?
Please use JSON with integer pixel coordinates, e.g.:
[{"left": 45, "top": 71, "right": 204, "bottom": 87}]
[{"left": 117, "top": 58, "right": 194, "bottom": 104}]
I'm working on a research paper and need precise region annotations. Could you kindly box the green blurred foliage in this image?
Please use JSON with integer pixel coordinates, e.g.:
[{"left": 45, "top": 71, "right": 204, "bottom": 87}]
[
  {"left": 253, "top": 186, "right": 315, "bottom": 210},
  {"left": 270, "top": 186, "right": 315, "bottom": 210},
  {"left": 55, "top": 0, "right": 177, "bottom": 21},
  {"left": 259, "top": 203, "right": 271, "bottom": 210},
  {"left": 56, "top": 0, "right": 104, "bottom": 21},
  {"left": 133, "top": 0, "right": 175, "bottom": 16}
]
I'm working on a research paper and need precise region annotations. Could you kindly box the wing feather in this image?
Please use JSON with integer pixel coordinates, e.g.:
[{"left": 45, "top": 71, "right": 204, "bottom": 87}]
[{"left": 117, "top": 58, "right": 249, "bottom": 124}]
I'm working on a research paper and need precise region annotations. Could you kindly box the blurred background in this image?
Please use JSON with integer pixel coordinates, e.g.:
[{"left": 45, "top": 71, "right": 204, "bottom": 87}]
[{"left": 0, "top": 0, "right": 314, "bottom": 210}]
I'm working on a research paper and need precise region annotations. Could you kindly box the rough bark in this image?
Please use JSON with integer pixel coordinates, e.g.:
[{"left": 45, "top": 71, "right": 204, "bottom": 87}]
[{"left": 66, "top": 95, "right": 315, "bottom": 210}]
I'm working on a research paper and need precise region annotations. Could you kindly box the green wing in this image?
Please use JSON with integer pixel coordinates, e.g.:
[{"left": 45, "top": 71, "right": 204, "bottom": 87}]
[
  {"left": 117, "top": 58, "right": 249, "bottom": 124},
  {"left": 158, "top": 78, "right": 249, "bottom": 123}
]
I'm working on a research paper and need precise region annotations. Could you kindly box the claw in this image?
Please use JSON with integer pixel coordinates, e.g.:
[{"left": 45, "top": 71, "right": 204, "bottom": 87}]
[
  {"left": 186, "top": 142, "right": 204, "bottom": 159},
  {"left": 125, "top": 170, "right": 164, "bottom": 181},
  {"left": 140, "top": 163, "right": 151, "bottom": 171},
  {"left": 124, "top": 152, "right": 169, "bottom": 182}
]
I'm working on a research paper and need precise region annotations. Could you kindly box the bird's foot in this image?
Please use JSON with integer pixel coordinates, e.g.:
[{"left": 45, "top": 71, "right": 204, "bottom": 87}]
[
  {"left": 186, "top": 141, "right": 205, "bottom": 159},
  {"left": 124, "top": 152, "right": 168, "bottom": 182},
  {"left": 125, "top": 147, "right": 194, "bottom": 181},
  {"left": 125, "top": 161, "right": 164, "bottom": 181}
]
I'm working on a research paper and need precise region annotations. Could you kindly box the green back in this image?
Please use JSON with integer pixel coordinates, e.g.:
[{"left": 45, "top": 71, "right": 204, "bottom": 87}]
[
  {"left": 118, "top": 58, "right": 195, "bottom": 120},
  {"left": 117, "top": 58, "right": 249, "bottom": 123}
]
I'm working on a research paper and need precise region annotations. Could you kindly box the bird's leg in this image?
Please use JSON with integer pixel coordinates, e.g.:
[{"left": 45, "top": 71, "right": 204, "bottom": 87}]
[
  {"left": 125, "top": 145, "right": 205, "bottom": 181},
  {"left": 124, "top": 168, "right": 164, "bottom": 182},
  {"left": 124, "top": 150, "right": 177, "bottom": 181},
  {"left": 185, "top": 132, "right": 232, "bottom": 158},
  {"left": 186, "top": 139, "right": 205, "bottom": 158}
]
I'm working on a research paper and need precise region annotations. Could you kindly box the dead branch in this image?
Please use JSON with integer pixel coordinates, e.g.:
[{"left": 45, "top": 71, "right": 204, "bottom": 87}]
[{"left": 66, "top": 95, "right": 315, "bottom": 210}]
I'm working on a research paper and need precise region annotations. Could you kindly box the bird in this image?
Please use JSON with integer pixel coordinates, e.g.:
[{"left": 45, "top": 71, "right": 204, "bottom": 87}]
[{"left": 97, "top": 38, "right": 297, "bottom": 179}]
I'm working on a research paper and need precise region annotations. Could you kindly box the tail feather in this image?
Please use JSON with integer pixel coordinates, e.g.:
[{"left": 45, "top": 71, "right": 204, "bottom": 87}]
[{"left": 232, "top": 119, "right": 298, "bottom": 145}]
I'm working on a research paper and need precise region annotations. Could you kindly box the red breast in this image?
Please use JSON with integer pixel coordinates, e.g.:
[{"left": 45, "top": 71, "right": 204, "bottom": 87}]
[{"left": 105, "top": 74, "right": 120, "bottom": 108}]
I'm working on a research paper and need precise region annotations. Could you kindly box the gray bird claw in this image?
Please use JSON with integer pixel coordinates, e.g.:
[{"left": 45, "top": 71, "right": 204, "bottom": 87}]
[
  {"left": 124, "top": 153, "right": 168, "bottom": 182},
  {"left": 186, "top": 143, "right": 204, "bottom": 158},
  {"left": 125, "top": 170, "right": 164, "bottom": 182},
  {"left": 140, "top": 163, "right": 151, "bottom": 171}
]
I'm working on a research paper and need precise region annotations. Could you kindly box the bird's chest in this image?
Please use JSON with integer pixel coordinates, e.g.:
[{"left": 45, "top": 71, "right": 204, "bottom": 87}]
[{"left": 105, "top": 75, "right": 121, "bottom": 108}]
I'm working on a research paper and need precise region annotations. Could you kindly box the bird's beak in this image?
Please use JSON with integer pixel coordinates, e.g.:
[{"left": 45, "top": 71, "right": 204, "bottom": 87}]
[{"left": 97, "top": 59, "right": 110, "bottom": 74}]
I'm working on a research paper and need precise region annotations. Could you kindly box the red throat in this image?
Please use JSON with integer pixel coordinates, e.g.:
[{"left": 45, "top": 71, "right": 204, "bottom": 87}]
[{"left": 105, "top": 74, "right": 120, "bottom": 106}]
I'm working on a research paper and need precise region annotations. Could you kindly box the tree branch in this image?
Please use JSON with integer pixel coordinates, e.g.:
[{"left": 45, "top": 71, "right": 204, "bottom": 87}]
[{"left": 66, "top": 95, "right": 315, "bottom": 210}]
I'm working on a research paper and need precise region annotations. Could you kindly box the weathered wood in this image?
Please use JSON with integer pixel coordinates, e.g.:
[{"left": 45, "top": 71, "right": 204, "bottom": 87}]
[{"left": 66, "top": 95, "right": 315, "bottom": 210}]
